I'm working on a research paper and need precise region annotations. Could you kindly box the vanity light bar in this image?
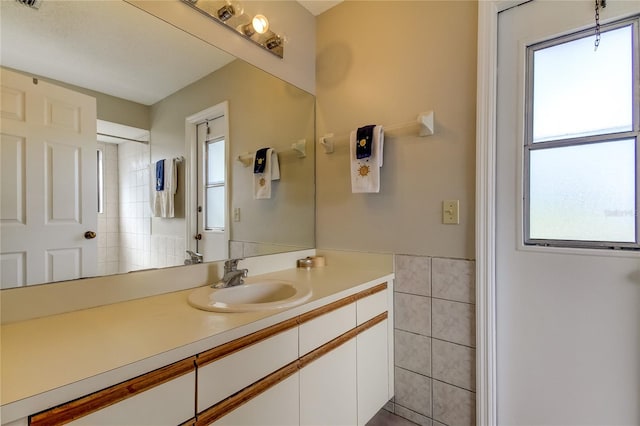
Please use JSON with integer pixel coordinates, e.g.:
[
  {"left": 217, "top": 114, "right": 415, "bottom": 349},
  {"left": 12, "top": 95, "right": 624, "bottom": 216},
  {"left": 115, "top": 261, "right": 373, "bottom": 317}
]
[{"left": 180, "top": 0, "right": 284, "bottom": 59}]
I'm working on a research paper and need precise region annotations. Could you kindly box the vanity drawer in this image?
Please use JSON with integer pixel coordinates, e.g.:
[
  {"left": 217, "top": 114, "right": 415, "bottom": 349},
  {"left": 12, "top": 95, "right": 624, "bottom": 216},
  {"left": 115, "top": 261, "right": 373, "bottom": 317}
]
[
  {"left": 197, "top": 326, "right": 298, "bottom": 413},
  {"left": 298, "top": 302, "right": 356, "bottom": 356},
  {"left": 356, "top": 283, "right": 388, "bottom": 325}
]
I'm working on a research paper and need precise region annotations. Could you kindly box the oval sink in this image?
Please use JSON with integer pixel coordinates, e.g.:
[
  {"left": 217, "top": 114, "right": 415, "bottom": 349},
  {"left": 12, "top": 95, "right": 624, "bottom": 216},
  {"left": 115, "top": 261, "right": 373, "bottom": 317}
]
[{"left": 188, "top": 279, "right": 312, "bottom": 313}]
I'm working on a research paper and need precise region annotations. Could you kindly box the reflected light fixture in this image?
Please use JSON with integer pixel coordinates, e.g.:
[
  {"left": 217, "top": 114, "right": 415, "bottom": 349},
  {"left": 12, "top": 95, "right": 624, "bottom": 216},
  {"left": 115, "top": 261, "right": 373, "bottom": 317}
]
[
  {"left": 217, "top": 1, "right": 243, "bottom": 22},
  {"left": 181, "top": 0, "right": 284, "bottom": 58}
]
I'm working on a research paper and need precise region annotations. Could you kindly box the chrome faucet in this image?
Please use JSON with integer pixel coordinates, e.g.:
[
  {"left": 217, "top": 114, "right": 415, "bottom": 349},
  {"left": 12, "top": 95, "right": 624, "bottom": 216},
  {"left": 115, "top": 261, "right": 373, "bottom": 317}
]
[
  {"left": 214, "top": 258, "right": 248, "bottom": 288},
  {"left": 185, "top": 250, "right": 203, "bottom": 265}
]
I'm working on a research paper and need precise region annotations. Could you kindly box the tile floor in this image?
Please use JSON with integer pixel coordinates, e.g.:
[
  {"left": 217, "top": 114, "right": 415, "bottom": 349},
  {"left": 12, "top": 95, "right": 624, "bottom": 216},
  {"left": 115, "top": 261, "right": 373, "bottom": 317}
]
[{"left": 367, "top": 409, "right": 417, "bottom": 426}]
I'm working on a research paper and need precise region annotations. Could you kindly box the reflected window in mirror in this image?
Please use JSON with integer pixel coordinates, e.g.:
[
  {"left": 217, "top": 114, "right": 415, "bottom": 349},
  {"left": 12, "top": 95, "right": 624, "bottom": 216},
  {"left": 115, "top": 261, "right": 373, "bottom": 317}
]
[
  {"left": 97, "top": 149, "right": 104, "bottom": 214},
  {"left": 206, "top": 137, "right": 226, "bottom": 230}
]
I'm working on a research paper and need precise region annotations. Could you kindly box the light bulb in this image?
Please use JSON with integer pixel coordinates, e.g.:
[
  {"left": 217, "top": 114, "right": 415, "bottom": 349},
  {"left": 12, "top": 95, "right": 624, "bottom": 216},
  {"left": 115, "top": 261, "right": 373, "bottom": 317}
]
[
  {"left": 217, "top": 1, "right": 244, "bottom": 21},
  {"left": 251, "top": 14, "right": 269, "bottom": 34}
]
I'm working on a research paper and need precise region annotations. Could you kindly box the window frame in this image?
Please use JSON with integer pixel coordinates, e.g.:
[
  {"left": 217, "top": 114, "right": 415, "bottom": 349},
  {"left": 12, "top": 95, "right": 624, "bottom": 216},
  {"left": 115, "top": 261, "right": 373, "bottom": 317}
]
[{"left": 523, "top": 16, "right": 640, "bottom": 250}]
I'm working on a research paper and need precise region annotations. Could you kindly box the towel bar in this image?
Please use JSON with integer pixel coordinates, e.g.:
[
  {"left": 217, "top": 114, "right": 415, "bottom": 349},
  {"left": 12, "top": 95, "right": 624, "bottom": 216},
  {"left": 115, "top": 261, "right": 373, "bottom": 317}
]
[
  {"left": 319, "top": 111, "right": 434, "bottom": 154},
  {"left": 237, "top": 139, "right": 306, "bottom": 167}
]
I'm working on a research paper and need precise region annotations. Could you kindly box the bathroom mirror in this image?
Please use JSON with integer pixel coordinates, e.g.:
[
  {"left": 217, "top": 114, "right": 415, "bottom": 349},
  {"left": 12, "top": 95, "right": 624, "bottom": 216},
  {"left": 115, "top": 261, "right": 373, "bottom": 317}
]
[{"left": 0, "top": 0, "right": 315, "bottom": 288}]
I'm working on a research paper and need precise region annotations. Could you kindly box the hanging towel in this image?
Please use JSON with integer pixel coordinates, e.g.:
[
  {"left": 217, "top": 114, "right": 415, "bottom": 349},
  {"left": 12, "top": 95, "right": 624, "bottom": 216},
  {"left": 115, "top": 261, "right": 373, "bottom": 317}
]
[
  {"left": 155, "top": 159, "right": 165, "bottom": 191},
  {"left": 253, "top": 148, "right": 280, "bottom": 199},
  {"left": 151, "top": 158, "right": 178, "bottom": 217},
  {"left": 350, "top": 125, "right": 384, "bottom": 193}
]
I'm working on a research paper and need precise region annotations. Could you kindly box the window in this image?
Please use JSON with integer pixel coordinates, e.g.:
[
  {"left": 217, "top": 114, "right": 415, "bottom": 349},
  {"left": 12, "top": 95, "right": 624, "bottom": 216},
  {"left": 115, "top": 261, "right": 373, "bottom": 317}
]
[
  {"left": 205, "top": 138, "right": 225, "bottom": 230},
  {"left": 524, "top": 17, "right": 639, "bottom": 249},
  {"left": 97, "top": 148, "right": 104, "bottom": 214}
]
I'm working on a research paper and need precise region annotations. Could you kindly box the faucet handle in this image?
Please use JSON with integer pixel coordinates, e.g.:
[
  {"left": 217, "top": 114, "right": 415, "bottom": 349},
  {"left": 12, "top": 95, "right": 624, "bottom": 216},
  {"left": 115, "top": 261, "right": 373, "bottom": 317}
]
[{"left": 224, "top": 258, "right": 244, "bottom": 272}]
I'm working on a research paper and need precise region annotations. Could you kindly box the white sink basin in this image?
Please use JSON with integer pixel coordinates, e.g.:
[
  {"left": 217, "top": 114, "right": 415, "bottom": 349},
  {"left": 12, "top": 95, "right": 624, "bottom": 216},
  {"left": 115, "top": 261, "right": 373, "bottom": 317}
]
[{"left": 188, "top": 279, "right": 312, "bottom": 313}]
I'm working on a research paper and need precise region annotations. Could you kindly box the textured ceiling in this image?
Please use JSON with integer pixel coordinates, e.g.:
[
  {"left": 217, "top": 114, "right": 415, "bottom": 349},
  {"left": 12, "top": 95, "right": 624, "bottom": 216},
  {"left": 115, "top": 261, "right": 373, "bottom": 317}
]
[{"left": 0, "top": 1, "right": 235, "bottom": 105}]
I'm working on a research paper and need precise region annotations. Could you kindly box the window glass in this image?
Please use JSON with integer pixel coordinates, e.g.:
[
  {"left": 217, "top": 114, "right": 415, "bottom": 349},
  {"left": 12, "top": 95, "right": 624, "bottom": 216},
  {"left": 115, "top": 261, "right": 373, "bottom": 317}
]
[
  {"left": 97, "top": 149, "right": 104, "bottom": 214},
  {"left": 529, "top": 139, "right": 636, "bottom": 242},
  {"left": 206, "top": 186, "right": 225, "bottom": 230},
  {"left": 206, "top": 140, "right": 225, "bottom": 184},
  {"left": 532, "top": 25, "right": 633, "bottom": 142}
]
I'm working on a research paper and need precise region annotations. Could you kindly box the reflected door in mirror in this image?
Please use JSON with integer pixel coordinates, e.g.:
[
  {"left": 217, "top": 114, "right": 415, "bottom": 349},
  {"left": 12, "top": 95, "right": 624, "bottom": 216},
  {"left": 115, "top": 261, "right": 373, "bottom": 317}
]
[
  {"left": 196, "top": 113, "right": 229, "bottom": 262},
  {"left": 0, "top": 68, "right": 98, "bottom": 288}
]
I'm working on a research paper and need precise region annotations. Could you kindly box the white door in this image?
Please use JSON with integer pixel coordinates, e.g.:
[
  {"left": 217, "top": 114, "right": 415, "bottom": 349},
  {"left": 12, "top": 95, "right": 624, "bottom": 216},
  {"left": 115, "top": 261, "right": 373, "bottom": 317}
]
[
  {"left": 196, "top": 115, "right": 229, "bottom": 262},
  {"left": 1, "top": 68, "right": 97, "bottom": 287},
  {"left": 496, "top": 2, "right": 640, "bottom": 424}
]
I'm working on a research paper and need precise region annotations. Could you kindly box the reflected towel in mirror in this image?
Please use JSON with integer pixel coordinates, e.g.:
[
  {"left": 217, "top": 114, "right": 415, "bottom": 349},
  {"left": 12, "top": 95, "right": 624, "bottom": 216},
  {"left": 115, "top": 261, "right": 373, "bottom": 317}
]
[
  {"left": 253, "top": 148, "right": 280, "bottom": 199},
  {"left": 150, "top": 158, "right": 177, "bottom": 217}
]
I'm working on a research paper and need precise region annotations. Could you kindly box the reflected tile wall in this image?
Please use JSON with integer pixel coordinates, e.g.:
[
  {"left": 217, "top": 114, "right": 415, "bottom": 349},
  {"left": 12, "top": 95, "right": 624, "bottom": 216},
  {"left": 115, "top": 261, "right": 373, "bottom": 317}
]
[
  {"left": 97, "top": 142, "right": 119, "bottom": 276},
  {"left": 390, "top": 255, "right": 476, "bottom": 426},
  {"left": 117, "top": 141, "right": 151, "bottom": 273}
]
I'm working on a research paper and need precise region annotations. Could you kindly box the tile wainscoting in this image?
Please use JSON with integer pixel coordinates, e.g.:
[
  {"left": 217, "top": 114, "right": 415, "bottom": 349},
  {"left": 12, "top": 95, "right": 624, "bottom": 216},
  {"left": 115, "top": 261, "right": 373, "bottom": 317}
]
[{"left": 389, "top": 255, "right": 476, "bottom": 426}]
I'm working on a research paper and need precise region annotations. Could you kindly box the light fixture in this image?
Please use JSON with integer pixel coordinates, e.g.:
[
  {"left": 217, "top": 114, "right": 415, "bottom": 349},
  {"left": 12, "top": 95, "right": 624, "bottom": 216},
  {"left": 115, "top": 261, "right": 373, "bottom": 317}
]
[
  {"left": 180, "top": 0, "right": 284, "bottom": 58},
  {"left": 217, "top": 1, "right": 243, "bottom": 22}
]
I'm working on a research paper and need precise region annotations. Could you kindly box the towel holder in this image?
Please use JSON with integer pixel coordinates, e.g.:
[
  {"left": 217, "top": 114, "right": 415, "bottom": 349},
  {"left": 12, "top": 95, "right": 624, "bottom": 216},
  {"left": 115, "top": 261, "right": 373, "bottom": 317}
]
[
  {"left": 237, "top": 139, "right": 307, "bottom": 167},
  {"left": 319, "top": 111, "right": 434, "bottom": 154}
]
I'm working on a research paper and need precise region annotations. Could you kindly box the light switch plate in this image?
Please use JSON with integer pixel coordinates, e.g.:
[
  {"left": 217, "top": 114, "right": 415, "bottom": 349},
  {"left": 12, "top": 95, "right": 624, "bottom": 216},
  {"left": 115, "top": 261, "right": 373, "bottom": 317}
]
[
  {"left": 233, "top": 207, "right": 241, "bottom": 222},
  {"left": 443, "top": 200, "right": 459, "bottom": 224}
]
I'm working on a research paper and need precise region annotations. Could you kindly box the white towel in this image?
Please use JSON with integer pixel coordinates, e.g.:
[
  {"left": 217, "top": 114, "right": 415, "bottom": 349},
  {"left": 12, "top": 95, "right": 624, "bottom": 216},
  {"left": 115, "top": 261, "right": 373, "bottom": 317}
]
[
  {"left": 253, "top": 148, "right": 280, "bottom": 199},
  {"left": 151, "top": 158, "right": 178, "bottom": 217},
  {"left": 350, "top": 125, "right": 384, "bottom": 193}
]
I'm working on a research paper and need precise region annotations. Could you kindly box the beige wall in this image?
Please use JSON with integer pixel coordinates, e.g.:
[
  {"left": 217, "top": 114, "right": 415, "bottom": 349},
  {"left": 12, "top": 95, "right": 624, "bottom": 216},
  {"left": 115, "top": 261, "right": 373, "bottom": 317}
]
[
  {"left": 315, "top": 1, "right": 477, "bottom": 260},
  {"left": 150, "top": 59, "right": 315, "bottom": 249}
]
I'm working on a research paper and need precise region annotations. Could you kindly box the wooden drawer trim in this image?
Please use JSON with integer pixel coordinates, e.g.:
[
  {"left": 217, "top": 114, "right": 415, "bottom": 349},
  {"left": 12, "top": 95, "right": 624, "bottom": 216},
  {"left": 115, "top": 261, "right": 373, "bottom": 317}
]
[
  {"left": 197, "top": 317, "right": 298, "bottom": 368},
  {"left": 196, "top": 312, "right": 389, "bottom": 425},
  {"left": 295, "top": 282, "right": 386, "bottom": 326},
  {"left": 298, "top": 326, "right": 359, "bottom": 369},
  {"left": 195, "top": 360, "right": 300, "bottom": 426},
  {"left": 355, "top": 311, "right": 388, "bottom": 335},
  {"left": 297, "top": 293, "right": 356, "bottom": 325},
  {"left": 30, "top": 356, "right": 196, "bottom": 426},
  {"left": 353, "top": 282, "right": 387, "bottom": 301}
]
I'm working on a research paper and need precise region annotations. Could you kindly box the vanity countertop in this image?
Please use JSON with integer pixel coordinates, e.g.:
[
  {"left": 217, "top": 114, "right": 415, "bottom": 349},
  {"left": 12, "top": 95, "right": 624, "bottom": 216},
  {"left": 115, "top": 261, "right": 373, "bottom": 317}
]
[{"left": 0, "top": 253, "right": 393, "bottom": 422}]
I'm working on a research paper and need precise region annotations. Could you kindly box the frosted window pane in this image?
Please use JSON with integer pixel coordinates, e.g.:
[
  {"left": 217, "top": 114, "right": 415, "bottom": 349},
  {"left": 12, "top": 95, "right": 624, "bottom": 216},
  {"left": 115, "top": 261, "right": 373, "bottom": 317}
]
[
  {"left": 533, "top": 26, "right": 632, "bottom": 142},
  {"left": 529, "top": 139, "right": 636, "bottom": 242},
  {"left": 206, "top": 186, "right": 225, "bottom": 230},
  {"left": 207, "top": 140, "right": 225, "bottom": 184}
]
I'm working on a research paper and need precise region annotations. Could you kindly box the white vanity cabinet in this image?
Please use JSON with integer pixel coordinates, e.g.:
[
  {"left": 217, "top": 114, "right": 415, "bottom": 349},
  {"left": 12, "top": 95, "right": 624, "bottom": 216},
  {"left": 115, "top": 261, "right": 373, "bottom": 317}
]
[{"left": 16, "top": 281, "right": 393, "bottom": 426}]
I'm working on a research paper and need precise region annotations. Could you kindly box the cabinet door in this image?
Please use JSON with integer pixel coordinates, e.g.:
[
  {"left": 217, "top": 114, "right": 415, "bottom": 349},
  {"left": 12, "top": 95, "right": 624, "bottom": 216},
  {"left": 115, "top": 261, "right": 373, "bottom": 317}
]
[
  {"left": 212, "top": 373, "right": 299, "bottom": 426},
  {"left": 67, "top": 372, "right": 195, "bottom": 426},
  {"left": 300, "top": 339, "right": 357, "bottom": 426},
  {"left": 357, "top": 320, "right": 389, "bottom": 426}
]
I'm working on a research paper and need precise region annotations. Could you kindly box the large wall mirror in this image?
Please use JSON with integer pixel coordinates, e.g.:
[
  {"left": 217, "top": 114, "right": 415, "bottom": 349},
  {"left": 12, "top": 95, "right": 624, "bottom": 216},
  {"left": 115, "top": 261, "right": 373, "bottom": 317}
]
[{"left": 0, "top": 0, "right": 315, "bottom": 289}]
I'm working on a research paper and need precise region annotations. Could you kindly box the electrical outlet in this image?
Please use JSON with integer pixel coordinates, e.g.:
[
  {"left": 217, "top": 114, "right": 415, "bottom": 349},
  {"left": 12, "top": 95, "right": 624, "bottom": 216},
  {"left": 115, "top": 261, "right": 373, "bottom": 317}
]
[
  {"left": 233, "top": 208, "right": 241, "bottom": 222},
  {"left": 443, "top": 200, "right": 459, "bottom": 224}
]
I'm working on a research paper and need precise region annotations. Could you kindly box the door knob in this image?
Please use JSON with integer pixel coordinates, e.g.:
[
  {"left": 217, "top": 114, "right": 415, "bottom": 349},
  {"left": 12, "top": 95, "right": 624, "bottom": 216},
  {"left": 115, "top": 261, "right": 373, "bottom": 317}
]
[
  {"left": 195, "top": 233, "right": 202, "bottom": 240},
  {"left": 84, "top": 231, "right": 97, "bottom": 239}
]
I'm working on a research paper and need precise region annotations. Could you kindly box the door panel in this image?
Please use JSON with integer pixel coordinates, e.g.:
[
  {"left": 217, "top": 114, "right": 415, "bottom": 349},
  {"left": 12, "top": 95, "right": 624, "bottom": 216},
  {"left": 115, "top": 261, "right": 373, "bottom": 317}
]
[
  {"left": 496, "top": 2, "right": 640, "bottom": 424},
  {"left": 0, "top": 68, "right": 97, "bottom": 287}
]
